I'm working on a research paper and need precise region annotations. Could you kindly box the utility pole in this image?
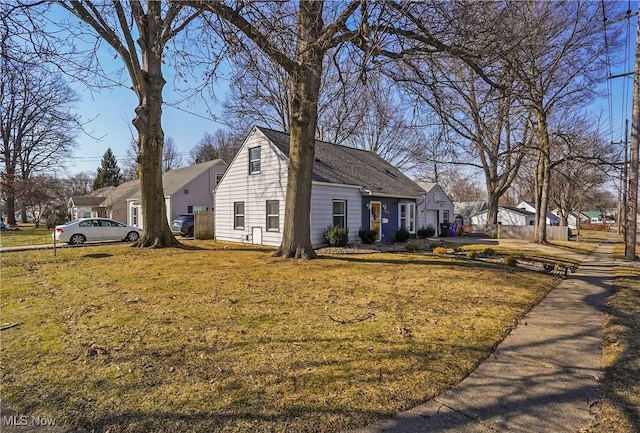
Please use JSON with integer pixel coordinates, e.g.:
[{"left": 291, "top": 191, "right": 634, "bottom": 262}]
[
  {"left": 615, "top": 120, "right": 628, "bottom": 236},
  {"left": 625, "top": 19, "right": 640, "bottom": 260}
]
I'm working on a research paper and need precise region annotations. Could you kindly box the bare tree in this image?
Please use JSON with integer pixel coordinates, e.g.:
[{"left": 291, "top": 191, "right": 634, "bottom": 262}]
[
  {"left": 162, "top": 136, "right": 184, "bottom": 173},
  {"left": 499, "top": 0, "right": 617, "bottom": 243},
  {"left": 186, "top": 0, "right": 483, "bottom": 258},
  {"left": 0, "top": 58, "right": 78, "bottom": 225},
  {"left": 18, "top": 0, "right": 214, "bottom": 247},
  {"left": 190, "top": 130, "right": 243, "bottom": 164},
  {"left": 398, "top": 56, "right": 530, "bottom": 226}
]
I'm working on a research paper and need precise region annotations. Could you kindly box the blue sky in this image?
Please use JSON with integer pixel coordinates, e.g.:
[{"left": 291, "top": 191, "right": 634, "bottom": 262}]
[{"left": 66, "top": 75, "right": 230, "bottom": 176}]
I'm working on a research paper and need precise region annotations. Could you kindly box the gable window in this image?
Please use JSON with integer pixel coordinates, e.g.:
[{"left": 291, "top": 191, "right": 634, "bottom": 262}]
[
  {"left": 266, "top": 200, "right": 279, "bottom": 231},
  {"left": 234, "top": 202, "right": 245, "bottom": 229},
  {"left": 249, "top": 146, "right": 261, "bottom": 174},
  {"left": 215, "top": 173, "right": 224, "bottom": 185},
  {"left": 332, "top": 200, "right": 347, "bottom": 228},
  {"left": 399, "top": 202, "right": 416, "bottom": 234}
]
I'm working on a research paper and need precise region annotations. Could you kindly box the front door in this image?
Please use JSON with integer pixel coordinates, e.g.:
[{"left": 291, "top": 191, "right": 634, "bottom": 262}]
[
  {"left": 252, "top": 227, "right": 263, "bottom": 245},
  {"left": 370, "top": 201, "right": 382, "bottom": 241}
]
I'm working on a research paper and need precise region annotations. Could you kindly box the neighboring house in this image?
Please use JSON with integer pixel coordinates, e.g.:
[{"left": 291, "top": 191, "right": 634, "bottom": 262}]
[
  {"left": 454, "top": 201, "right": 488, "bottom": 224},
  {"left": 472, "top": 206, "right": 537, "bottom": 226},
  {"left": 417, "top": 182, "right": 455, "bottom": 236},
  {"left": 516, "top": 201, "right": 560, "bottom": 225},
  {"left": 552, "top": 210, "right": 590, "bottom": 229},
  {"left": 214, "top": 126, "right": 428, "bottom": 247},
  {"left": 126, "top": 159, "right": 228, "bottom": 229},
  {"left": 67, "top": 186, "right": 114, "bottom": 220},
  {"left": 583, "top": 211, "right": 603, "bottom": 224},
  {"left": 99, "top": 179, "right": 141, "bottom": 223}
]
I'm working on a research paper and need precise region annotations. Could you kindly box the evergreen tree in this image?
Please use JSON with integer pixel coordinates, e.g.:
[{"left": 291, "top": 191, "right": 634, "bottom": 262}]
[{"left": 93, "top": 148, "right": 122, "bottom": 189}]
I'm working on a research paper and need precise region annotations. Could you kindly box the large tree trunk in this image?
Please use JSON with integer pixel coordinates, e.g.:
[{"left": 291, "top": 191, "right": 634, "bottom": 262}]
[
  {"left": 533, "top": 111, "right": 550, "bottom": 244},
  {"left": 485, "top": 190, "right": 499, "bottom": 227},
  {"left": 274, "top": 1, "right": 323, "bottom": 259},
  {"left": 131, "top": 29, "right": 179, "bottom": 248}
]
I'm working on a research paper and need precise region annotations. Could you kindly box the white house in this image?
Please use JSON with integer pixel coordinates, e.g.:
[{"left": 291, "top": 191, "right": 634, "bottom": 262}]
[
  {"left": 516, "top": 201, "right": 560, "bottom": 225},
  {"left": 67, "top": 186, "right": 114, "bottom": 220},
  {"left": 126, "top": 159, "right": 227, "bottom": 229},
  {"left": 472, "top": 206, "right": 536, "bottom": 226},
  {"left": 417, "top": 182, "right": 455, "bottom": 236},
  {"left": 214, "top": 126, "right": 429, "bottom": 247}
]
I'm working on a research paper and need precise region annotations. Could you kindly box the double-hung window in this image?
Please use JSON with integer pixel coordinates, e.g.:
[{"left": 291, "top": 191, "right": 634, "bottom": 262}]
[
  {"left": 249, "top": 146, "right": 261, "bottom": 174},
  {"left": 332, "top": 200, "right": 347, "bottom": 228},
  {"left": 234, "top": 202, "right": 245, "bottom": 229},
  {"left": 266, "top": 200, "right": 279, "bottom": 231},
  {"left": 399, "top": 202, "right": 416, "bottom": 234}
]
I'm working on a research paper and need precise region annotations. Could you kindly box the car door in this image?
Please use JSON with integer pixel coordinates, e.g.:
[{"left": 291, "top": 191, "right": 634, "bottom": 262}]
[
  {"left": 99, "top": 219, "right": 125, "bottom": 241},
  {"left": 79, "top": 219, "right": 102, "bottom": 241}
]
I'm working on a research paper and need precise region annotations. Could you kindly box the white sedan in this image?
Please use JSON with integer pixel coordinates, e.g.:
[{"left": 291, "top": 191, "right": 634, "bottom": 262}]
[{"left": 53, "top": 218, "right": 142, "bottom": 245}]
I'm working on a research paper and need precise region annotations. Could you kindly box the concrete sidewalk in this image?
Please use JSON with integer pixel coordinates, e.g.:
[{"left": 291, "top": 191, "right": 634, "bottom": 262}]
[{"left": 352, "top": 238, "right": 615, "bottom": 433}]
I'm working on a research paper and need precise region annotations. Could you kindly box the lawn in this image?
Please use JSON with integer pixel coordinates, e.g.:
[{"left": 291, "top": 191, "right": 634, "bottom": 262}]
[
  {"left": 595, "top": 261, "right": 640, "bottom": 433},
  {"left": 0, "top": 224, "right": 52, "bottom": 248},
  {"left": 1, "top": 241, "right": 559, "bottom": 432}
]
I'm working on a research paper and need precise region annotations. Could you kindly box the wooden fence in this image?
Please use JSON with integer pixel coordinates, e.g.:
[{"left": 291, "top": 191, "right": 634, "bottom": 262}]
[
  {"left": 467, "top": 224, "right": 569, "bottom": 241},
  {"left": 194, "top": 211, "right": 214, "bottom": 240}
]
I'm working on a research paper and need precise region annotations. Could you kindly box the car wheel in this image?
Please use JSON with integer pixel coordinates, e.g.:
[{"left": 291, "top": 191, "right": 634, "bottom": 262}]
[
  {"left": 126, "top": 231, "right": 140, "bottom": 242},
  {"left": 69, "top": 234, "right": 86, "bottom": 245}
]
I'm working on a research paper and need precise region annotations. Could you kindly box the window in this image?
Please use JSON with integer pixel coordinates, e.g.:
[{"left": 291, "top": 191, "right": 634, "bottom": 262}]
[
  {"left": 266, "top": 200, "right": 279, "bottom": 231},
  {"left": 215, "top": 173, "right": 224, "bottom": 185},
  {"left": 187, "top": 205, "right": 193, "bottom": 214},
  {"left": 132, "top": 207, "right": 138, "bottom": 226},
  {"left": 249, "top": 146, "right": 261, "bottom": 174},
  {"left": 443, "top": 210, "right": 450, "bottom": 224},
  {"left": 399, "top": 203, "right": 416, "bottom": 234},
  {"left": 234, "top": 202, "right": 245, "bottom": 229},
  {"left": 332, "top": 200, "right": 347, "bottom": 228},
  {"left": 183, "top": 189, "right": 189, "bottom": 195}
]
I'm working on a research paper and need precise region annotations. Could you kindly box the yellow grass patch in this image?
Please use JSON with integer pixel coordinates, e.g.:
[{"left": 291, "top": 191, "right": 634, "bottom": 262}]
[{"left": 1, "top": 241, "right": 559, "bottom": 432}]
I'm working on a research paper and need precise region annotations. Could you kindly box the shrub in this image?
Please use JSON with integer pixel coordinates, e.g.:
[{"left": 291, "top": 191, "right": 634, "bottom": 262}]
[
  {"left": 324, "top": 225, "right": 349, "bottom": 247},
  {"left": 483, "top": 247, "right": 496, "bottom": 256},
  {"left": 359, "top": 228, "right": 377, "bottom": 244},
  {"left": 405, "top": 241, "right": 420, "bottom": 252},
  {"left": 395, "top": 227, "right": 410, "bottom": 242},
  {"left": 432, "top": 246, "right": 448, "bottom": 255},
  {"left": 417, "top": 225, "right": 435, "bottom": 239},
  {"left": 466, "top": 250, "right": 478, "bottom": 260},
  {"left": 503, "top": 255, "right": 518, "bottom": 267}
]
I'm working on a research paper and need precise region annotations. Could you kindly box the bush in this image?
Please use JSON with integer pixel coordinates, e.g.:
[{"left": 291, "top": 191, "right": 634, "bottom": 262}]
[
  {"left": 405, "top": 241, "right": 420, "bottom": 252},
  {"left": 324, "top": 225, "right": 349, "bottom": 247},
  {"left": 395, "top": 227, "right": 410, "bottom": 242},
  {"left": 417, "top": 225, "right": 435, "bottom": 239},
  {"left": 466, "top": 250, "right": 478, "bottom": 260},
  {"left": 359, "top": 228, "right": 377, "bottom": 244},
  {"left": 503, "top": 255, "right": 518, "bottom": 267},
  {"left": 432, "top": 246, "right": 448, "bottom": 255},
  {"left": 483, "top": 247, "right": 496, "bottom": 256}
]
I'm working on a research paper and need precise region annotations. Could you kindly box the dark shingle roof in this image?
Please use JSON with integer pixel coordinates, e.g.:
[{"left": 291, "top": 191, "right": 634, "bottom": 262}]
[{"left": 257, "top": 127, "right": 425, "bottom": 198}]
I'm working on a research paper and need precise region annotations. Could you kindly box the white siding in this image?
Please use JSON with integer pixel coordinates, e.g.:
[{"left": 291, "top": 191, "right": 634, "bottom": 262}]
[
  {"left": 310, "top": 183, "right": 362, "bottom": 246},
  {"left": 417, "top": 184, "right": 454, "bottom": 231},
  {"left": 215, "top": 129, "right": 288, "bottom": 246}
]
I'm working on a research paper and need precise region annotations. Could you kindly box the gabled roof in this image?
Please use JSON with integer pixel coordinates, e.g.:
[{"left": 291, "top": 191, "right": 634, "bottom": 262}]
[
  {"left": 162, "top": 159, "right": 227, "bottom": 197},
  {"left": 68, "top": 196, "right": 106, "bottom": 207},
  {"left": 100, "top": 179, "right": 140, "bottom": 207},
  {"left": 257, "top": 127, "right": 426, "bottom": 199},
  {"left": 128, "top": 160, "right": 228, "bottom": 199},
  {"left": 454, "top": 201, "right": 487, "bottom": 217}
]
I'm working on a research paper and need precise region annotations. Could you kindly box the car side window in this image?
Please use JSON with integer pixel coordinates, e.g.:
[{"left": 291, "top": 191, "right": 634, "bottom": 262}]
[
  {"left": 99, "top": 220, "right": 114, "bottom": 227},
  {"left": 79, "top": 220, "right": 93, "bottom": 227}
]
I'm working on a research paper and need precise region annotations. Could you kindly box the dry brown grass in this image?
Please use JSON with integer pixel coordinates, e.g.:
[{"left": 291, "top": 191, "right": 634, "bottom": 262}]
[
  {"left": 0, "top": 241, "right": 559, "bottom": 432},
  {"left": 594, "top": 263, "right": 640, "bottom": 433}
]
